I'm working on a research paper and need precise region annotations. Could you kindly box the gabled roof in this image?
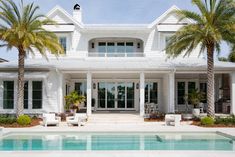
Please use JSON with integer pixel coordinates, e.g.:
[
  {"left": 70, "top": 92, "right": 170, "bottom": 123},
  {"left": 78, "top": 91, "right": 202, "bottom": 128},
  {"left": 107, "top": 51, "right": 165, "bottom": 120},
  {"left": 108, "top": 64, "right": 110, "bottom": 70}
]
[
  {"left": 47, "top": 5, "right": 83, "bottom": 28},
  {"left": 149, "top": 5, "right": 193, "bottom": 29},
  {"left": 46, "top": 5, "right": 193, "bottom": 30},
  {"left": 0, "top": 58, "right": 8, "bottom": 63}
]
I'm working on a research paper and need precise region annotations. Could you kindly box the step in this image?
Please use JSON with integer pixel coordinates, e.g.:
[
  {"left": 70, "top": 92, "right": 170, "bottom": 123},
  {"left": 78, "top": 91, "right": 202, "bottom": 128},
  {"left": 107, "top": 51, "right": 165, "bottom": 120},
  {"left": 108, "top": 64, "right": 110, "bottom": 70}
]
[{"left": 87, "top": 114, "right": 144, "bottom": 124}]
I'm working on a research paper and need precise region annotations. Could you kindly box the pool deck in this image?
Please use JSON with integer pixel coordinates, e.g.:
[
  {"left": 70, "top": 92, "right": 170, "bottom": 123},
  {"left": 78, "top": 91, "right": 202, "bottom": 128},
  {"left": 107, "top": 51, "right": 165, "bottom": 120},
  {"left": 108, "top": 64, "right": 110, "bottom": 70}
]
[{"left": 1, "top": 122, "right": 235, "bottom": 157}]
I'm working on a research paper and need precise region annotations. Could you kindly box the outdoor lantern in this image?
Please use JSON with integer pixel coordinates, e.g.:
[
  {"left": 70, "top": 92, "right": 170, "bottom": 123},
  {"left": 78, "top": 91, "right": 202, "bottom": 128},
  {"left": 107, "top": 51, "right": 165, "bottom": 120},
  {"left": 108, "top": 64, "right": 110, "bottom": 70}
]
[
  {"left": 136, "top": 83, "right": 139, "bottom": 89},
  {"left": 93, "top": 83, "right": 96, "bottom": 89},
  {"left": 137, "top": 43, "right": 141, "bottom": 49}
]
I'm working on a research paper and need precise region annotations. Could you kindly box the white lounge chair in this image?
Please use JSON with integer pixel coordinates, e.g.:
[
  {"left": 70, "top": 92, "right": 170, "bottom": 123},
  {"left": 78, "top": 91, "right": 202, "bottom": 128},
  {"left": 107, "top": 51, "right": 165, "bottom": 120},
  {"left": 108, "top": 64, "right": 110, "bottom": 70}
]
[
  {"left": 165, "top": 114, "right": 182, "bottom": 126},
  {"left": 42, "top": 113, "right": 61, "bottom": 127},
  {"left": 66, "top": 113, "right": 87, "bottom": 127}
]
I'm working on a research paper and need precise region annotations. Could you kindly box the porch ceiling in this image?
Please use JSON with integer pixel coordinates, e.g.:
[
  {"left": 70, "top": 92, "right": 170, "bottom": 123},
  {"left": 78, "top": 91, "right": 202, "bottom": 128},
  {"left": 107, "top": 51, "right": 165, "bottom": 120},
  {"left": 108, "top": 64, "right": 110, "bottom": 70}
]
[{"left": 69, "top": 73, "right": 165, "bottom": 79}]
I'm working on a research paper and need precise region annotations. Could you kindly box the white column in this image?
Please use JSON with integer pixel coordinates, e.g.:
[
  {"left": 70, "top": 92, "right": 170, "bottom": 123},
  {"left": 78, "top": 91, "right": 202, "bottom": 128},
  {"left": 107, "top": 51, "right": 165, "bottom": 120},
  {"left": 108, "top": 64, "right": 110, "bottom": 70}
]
[
  {"left": 140, "top": 72, "right": 145, "bottom": 116},
  {"left": 168, "top": 72, "right": 175, "bottom": 113},
  {"left": 87, "top": 72, "right": 92, "bottom": 116},
  {"left": 58, "top": 73, "right": 64, "bottom": 113},
  {"left": 230, "top": 72, "right": 235, "bottom": 115}
]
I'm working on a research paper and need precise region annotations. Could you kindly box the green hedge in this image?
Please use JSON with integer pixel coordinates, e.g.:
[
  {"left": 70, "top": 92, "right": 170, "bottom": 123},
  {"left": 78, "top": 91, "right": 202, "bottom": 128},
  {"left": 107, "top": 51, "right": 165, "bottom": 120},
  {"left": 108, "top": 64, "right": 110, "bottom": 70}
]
[
  {"left": 215, "top": 116, "right": 235, "bottom": 125},
  {"left": 0, "top": 115, "right": 17, "bottom": 124}
]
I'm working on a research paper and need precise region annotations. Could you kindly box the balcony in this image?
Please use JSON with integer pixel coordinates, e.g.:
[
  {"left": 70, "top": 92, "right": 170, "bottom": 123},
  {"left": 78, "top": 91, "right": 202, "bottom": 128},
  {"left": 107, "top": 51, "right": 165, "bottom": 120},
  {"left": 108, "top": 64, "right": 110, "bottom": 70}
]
[
  {"left": 88, "top": 37, "right": 144, "bottom": 57},
  {"left": 88, "top": 52, "right": 145, "bottom": 57}
]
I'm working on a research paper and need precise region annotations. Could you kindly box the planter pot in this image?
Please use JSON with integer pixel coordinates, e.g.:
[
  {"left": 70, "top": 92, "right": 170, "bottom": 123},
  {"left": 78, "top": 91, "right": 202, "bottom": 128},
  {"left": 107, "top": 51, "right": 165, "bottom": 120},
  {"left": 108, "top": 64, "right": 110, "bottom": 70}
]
[{"left": 192, "top": 108, "right": 200, "bottom": 117}]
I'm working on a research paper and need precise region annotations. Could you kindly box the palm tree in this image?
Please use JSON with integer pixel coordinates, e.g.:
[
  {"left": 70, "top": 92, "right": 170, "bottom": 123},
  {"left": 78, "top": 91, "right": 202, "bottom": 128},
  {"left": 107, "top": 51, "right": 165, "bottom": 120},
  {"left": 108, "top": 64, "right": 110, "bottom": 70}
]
[
  {"left": 0, "top": 0, "right": 64, "bottom": 117},
  {"left": 166, "top": 0, "right": 235, "bottom": 117}
]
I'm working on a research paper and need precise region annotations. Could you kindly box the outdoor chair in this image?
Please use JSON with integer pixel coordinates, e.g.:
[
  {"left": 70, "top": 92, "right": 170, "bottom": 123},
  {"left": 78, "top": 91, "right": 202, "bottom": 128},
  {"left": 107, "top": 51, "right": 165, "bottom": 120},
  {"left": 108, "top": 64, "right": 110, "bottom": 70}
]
[
  {"left": 42, "top": 113, "right": 61, "bottom": 127},
  {"left": 165, "top": 114, "right": 182, "bottom": 127},
  {"left": 66, "top": 113, "right": 88, "bottom": 127}
]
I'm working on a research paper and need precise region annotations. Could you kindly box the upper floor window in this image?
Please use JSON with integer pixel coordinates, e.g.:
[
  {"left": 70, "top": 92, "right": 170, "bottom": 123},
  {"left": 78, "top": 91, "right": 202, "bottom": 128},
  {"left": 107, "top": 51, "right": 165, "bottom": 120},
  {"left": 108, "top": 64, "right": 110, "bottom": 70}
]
[
  {"left": 98, "top": 42, "right": 106, "bottom": 53},
  {"left": 117, "top": 42, "right": 125, "bottom": 52},
  {"left": 98, "top": 42, "right": 134, "bottom": 53},
  {"left": 126, "top": 42, "right": 134, "bottom": 53},
  {"left": 59, "top": 37, "right": 67, "bottom": 52},
  {"left": 3, "top": 81, "right": 14, "bottom": 109},
  {"left": 107, "top": 42, "right": 115, "bottom": 53}
]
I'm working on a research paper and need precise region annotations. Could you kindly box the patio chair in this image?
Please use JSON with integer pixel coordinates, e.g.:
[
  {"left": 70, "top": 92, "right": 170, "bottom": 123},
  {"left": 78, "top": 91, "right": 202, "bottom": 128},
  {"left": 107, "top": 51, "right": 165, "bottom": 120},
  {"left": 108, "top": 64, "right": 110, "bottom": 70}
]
[
  {"left": 165, "top": 114, "right": 182, "bottom": 127},
  {"left": 66, "top": 113, "right": 88, "bottom": 127},
  {"left": 42, "top": 113, "right": 61, "bottom": 127}
]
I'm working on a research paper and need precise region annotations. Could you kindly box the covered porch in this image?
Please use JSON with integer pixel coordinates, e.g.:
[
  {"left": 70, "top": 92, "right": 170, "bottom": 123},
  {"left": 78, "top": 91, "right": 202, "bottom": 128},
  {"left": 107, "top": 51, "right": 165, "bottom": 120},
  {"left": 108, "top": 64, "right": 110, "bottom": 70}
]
[{"left": 62, "top": 70, "right": 235, "bottom": 116}]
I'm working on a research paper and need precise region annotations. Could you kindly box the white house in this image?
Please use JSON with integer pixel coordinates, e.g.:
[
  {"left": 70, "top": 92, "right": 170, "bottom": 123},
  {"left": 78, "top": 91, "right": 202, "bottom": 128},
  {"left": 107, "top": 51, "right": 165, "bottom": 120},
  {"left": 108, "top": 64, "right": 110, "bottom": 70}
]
[{"left": 0, "top": 4, "right": 235, "bottom": 116}]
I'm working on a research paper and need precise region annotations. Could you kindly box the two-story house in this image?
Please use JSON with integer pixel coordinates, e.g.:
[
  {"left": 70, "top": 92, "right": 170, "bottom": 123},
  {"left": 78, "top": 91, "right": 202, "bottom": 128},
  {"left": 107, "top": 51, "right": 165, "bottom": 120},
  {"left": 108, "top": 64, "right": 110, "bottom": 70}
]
[{"left": 0, "top": 4, "right": 235, "bottom": 116}]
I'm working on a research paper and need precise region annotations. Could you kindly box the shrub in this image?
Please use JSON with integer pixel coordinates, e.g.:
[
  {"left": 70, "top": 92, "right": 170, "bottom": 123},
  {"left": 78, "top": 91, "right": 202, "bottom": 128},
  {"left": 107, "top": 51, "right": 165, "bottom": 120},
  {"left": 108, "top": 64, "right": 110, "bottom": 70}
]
[
  {"left": 17, "top": 115, "right": 31, "bottom": 126},
  {"left": 215, "top": 116, "right": 235, "bottom": 125},
  {"left": 0, "top": 115, "right": 17, "bottom": 124},
  {"left": 201, "top": 116, "right": 215, "bottom": 126}
]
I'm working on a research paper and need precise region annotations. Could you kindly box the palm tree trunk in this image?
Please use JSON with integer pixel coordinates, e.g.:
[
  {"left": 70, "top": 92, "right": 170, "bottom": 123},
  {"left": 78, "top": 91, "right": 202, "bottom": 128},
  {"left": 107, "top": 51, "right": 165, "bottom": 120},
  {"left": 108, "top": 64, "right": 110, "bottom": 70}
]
[
  {"left": 16, "top": 48, "right": 25, "bottom": 117},
  {"left": 207, "top": 44, "right": 215, "bottom": 118}
]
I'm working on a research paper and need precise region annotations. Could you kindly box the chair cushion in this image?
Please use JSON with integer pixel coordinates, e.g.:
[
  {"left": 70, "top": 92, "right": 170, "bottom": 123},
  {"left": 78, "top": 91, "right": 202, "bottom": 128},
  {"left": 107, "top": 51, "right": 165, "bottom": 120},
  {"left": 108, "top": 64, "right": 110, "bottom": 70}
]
[{"left": 43, "top": 114, "right": 56, "bottom": 121}]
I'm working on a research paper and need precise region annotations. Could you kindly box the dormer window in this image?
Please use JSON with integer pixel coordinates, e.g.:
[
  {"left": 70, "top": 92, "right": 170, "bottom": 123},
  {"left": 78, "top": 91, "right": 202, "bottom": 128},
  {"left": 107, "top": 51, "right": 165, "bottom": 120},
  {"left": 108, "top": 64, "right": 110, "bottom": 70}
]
[{"left": 59, "top": 37, "right": 67, "bottom": 52}]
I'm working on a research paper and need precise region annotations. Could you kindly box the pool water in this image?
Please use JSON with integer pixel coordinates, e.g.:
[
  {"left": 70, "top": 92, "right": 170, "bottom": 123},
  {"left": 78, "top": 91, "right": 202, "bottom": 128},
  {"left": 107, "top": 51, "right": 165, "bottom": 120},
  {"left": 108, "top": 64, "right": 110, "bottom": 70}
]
[{"left": 0, "top": 132, "right": 234, "bottom": 151}]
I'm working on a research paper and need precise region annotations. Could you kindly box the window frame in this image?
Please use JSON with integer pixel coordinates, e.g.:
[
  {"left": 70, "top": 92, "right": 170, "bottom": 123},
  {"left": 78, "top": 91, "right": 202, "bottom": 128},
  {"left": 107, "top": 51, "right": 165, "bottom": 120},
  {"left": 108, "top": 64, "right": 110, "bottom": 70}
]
[
  {"left": 144, "top": 81, "right": 159, "bottom": 104},
  {"left": 32, "top": 81, "right": 43, "bottom": 109},
  {"left": 24, "top": 81, "right": 29, "bottom": 109},
  {"left": 59, "top": 36, "right": 67, "bottom": 52},
  {"left": 3, "top": 81, "right": 14, "bottom": 109},
  {"left": 176, "top": 79, "right": 199, "bottom": 105}
]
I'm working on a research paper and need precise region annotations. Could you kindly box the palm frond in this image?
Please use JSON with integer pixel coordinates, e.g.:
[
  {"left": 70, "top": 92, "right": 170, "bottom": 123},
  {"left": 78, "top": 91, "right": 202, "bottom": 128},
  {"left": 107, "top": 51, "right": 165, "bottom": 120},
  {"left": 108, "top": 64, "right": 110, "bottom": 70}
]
[{"left": 0, "top": 0, "right": 64, "bottom": 57}]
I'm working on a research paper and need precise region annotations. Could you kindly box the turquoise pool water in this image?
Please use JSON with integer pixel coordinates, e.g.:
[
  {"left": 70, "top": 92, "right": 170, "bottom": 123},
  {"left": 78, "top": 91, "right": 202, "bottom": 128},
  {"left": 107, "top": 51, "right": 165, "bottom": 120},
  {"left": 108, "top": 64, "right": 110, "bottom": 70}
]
[{"left": 0, "top": 132, "right": 234, "bottom": 151}]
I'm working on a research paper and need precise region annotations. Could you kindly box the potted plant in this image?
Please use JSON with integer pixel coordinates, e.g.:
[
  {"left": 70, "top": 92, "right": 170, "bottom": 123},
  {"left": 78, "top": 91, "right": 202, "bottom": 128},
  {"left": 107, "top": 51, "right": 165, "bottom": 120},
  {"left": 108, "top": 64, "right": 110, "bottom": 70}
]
[
  {"left": 64, "top": 91, "right": 86, "bottom": 114},
  {"left": 182, "top": 95, "right": 193, "bottom": 120},
  {"left": 187, "top": 89, "right": 205, "bottom": 117}
]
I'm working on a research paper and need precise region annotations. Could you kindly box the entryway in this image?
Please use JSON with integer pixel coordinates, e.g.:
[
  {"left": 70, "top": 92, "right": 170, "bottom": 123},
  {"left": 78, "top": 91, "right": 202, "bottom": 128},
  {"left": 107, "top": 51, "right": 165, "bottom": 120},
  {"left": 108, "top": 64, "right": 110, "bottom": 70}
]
[{"left": 94, "top": 81, "right": 138, "bottom": 111}]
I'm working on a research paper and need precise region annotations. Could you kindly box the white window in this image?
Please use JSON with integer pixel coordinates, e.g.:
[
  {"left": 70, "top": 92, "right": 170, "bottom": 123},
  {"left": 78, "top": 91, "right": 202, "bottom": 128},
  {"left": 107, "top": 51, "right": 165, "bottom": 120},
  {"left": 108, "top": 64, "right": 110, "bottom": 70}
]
[
  {"left": 176, "top": 81, "right": 197, "bottom": 105},
  {"left": 59, "top": 37, "right": 67, "bottom": 52},
  {"left": 145, "top": 82, "right": 158, "bottom": 104},
  {"left": 3, "top": 81, "right": 14, "bottom": 109},
  {"left": 32, "top": 81, "right": 43, "bottom": 109}
]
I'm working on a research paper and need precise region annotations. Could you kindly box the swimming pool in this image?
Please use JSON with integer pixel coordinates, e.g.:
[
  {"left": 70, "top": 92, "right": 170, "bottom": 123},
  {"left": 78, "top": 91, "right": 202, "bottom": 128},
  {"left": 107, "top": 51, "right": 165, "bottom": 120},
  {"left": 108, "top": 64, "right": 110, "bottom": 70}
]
[{"left": 0, "top": 132, "right": 234, "bottom": 151}]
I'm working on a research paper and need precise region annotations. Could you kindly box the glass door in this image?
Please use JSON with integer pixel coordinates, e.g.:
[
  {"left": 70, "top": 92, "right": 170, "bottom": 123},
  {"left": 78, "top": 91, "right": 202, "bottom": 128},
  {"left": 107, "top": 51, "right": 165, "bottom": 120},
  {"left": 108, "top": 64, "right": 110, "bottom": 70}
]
[
  {"left": 97, "top": 81, "right": 135, "bottom": 110},
  {"left": 126, "top": 82, "right": 135, "bottom": 108},
  {"left": 117, "top": 83, "right": 126, "bottom": 109},
  {"left": 106, "top": 82, "right": 115, "bottom": 109}
]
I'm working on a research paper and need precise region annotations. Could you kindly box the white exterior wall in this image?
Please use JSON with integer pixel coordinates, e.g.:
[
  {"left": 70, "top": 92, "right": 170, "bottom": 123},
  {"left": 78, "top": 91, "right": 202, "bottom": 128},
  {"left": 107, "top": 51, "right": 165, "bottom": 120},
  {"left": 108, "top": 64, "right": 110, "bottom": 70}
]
[
  {"left": 43, "top": 70, "right": 62, "bottom": 113},
  {"left": 29, "top": 5, "right": 204, "bottom": 60},
  {"left": 0, "top": 71, "right": 62, "bottom": 114}
]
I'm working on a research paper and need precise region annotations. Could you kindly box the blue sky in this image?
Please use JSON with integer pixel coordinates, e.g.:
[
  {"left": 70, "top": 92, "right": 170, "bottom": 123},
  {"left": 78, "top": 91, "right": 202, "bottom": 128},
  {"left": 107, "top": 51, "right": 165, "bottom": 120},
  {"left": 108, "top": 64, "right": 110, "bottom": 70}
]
[{"left": 0, "top": 0, "right": 230, "bottom": 61}]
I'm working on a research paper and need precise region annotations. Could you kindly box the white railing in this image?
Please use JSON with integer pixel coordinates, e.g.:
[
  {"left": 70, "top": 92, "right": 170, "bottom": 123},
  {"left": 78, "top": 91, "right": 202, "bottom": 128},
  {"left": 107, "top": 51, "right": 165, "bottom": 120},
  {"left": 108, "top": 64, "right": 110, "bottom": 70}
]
[{"left": 88, "top": 52, "right": 145, "bottom": 57}]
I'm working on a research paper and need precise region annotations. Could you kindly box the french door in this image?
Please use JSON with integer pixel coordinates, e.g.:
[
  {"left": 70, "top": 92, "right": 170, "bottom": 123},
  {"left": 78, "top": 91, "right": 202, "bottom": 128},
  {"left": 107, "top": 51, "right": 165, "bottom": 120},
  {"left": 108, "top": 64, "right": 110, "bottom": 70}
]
[{"left": 97, "top": 82, "right": 135, "bottom": 110}]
